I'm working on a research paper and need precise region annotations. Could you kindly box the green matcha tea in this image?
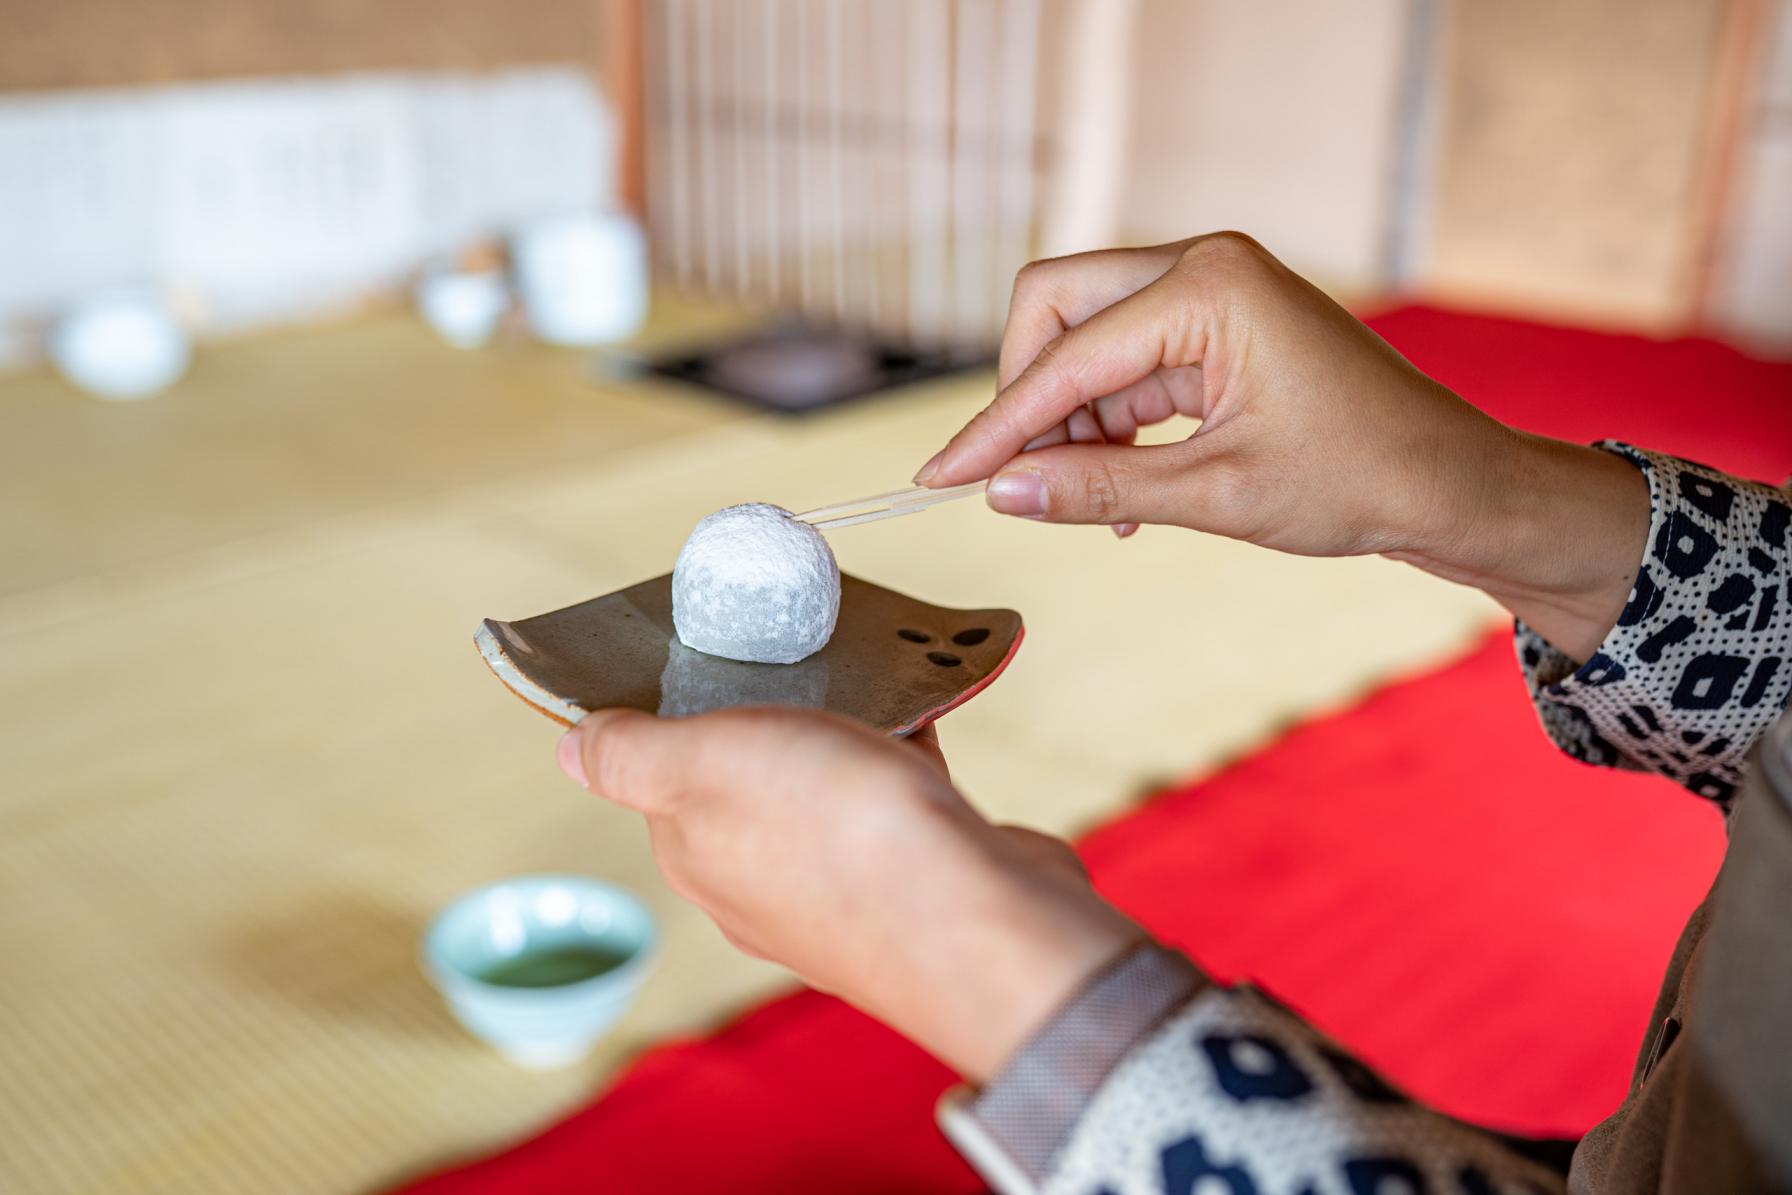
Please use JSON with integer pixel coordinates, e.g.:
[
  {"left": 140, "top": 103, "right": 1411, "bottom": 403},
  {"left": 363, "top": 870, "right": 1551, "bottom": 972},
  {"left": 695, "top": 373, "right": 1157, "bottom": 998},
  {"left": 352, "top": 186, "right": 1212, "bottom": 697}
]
[{"left": 477, "top": 944, "right": 633, "bottom": 988}]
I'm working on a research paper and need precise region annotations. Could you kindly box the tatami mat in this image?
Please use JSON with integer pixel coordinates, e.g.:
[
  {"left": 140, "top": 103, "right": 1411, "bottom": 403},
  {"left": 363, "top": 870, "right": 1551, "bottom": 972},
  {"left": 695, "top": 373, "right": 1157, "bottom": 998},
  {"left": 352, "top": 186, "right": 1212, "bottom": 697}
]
[{"left": 0, "top": 328, "right": 1499, "bottom": 1194}]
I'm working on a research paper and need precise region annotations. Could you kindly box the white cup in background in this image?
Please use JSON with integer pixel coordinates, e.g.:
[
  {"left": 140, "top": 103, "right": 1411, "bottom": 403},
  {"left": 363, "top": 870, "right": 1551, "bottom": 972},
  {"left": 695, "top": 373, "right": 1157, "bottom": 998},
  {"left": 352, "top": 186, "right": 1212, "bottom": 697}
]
[{"left": 511, "top": 212, "right": 648, "bottom": 347}]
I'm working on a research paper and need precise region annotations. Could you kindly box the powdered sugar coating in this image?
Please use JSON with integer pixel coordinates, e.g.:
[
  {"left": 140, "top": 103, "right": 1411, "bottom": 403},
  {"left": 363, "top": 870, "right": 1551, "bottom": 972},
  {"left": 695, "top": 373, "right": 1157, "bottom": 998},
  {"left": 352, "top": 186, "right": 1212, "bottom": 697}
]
[{"left": 671, "top": 503, "right": 841, "bottom": 664}]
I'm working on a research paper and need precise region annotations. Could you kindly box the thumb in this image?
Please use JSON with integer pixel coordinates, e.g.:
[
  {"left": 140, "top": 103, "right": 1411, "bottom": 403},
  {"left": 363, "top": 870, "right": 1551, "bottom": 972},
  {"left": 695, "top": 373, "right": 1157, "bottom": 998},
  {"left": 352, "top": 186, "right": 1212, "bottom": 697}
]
[
  {"left": 556, "top": 708, "right": 682, "bottom": 812},
  {"left": 984, "top": 440, "right": 1208, "bottom": 527}
]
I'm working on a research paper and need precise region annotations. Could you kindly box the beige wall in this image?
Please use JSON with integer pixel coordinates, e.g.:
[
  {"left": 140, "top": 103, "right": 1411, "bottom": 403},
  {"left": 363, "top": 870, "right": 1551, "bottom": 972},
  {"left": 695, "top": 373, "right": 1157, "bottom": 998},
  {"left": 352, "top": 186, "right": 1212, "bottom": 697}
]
[
  {"left": 1112, "top": 0, "right": 1410, "bottom": 290},
  {"left": 1419, "top": 0, "right": 1728, "bottom": 330},
  {"left": 1046, "top": 0, "right": 1788, "bottom": 345},
  {"left": 0, "top": 0, "right": 600, "bottom": 92}
]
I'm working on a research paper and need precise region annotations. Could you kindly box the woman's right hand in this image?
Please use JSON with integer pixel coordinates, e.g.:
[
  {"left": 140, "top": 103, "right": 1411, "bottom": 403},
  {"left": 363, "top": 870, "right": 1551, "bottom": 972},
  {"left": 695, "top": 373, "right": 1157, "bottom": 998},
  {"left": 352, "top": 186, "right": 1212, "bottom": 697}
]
[
  {"left": 917, "top": 232, "right": 1519, "bottom": 558},
  {"left": 916, "top": 232, "right": 1651, "bottom": 661}
]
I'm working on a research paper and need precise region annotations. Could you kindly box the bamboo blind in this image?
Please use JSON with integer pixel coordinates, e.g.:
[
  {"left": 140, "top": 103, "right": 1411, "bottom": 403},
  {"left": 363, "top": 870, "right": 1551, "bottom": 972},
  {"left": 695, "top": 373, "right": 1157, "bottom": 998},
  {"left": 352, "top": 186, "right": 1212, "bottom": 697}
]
[{"left": 644, "top": 0, "right": 1043, "bottom": 349}]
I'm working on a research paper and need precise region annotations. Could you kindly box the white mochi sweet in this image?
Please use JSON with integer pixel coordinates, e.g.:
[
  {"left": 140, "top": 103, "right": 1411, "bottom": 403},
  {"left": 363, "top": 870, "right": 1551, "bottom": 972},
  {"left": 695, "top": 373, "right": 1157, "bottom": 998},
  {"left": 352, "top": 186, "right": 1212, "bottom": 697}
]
[{"left": 671, "top": 503, "right": 841, "bottom": 664}]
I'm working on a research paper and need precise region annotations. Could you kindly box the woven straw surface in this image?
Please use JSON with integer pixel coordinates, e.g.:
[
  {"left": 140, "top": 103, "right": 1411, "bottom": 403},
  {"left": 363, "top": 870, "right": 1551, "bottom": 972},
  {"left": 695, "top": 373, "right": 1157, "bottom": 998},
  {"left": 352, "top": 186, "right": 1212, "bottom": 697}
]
[{"left": 0, "top": 340, "right": 1495, "bottom": 1194}]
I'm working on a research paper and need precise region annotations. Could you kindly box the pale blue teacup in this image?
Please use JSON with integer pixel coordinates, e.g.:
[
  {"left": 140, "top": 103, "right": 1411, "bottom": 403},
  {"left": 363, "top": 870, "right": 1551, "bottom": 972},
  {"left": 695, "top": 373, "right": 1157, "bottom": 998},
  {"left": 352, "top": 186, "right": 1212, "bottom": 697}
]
[{"left": 424, "top": 874, "right": 657, "bottom": 1068}]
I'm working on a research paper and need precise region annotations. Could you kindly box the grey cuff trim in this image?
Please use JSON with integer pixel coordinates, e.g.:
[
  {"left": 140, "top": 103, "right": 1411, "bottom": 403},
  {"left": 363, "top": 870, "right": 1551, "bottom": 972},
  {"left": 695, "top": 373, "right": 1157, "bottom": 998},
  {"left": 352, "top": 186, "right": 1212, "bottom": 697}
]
[{"left": 962, "top": 941, "right": 1207, "bottom": 1183}]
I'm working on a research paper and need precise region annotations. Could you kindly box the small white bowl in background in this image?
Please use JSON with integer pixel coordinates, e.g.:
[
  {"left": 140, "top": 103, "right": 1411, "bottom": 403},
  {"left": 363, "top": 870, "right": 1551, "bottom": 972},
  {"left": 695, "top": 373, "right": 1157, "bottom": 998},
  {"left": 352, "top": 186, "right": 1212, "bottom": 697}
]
[
  {"left": 416, "top": 268, "right": 511, "bottom": 349},
  {"left": 50, "top": 291, "right": 192, "bottom": 401}
]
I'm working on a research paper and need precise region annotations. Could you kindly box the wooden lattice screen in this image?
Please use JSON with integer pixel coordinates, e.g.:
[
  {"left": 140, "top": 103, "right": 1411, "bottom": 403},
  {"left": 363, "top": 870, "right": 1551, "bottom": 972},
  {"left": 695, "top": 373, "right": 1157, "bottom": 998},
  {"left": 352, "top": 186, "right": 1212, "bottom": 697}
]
[{"left": 644, "top": 0, "right": 1043, "bottom": 350}]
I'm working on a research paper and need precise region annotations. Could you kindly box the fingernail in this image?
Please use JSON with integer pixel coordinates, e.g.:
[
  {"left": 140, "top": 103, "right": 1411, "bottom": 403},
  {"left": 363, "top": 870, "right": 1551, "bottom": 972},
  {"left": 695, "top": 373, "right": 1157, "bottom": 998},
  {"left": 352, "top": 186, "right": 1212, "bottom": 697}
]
[
  {"left": 556, "top": 726, "right": 590, "bottom": 788},
  {"left": 913, "top": 451, "right": 944, "bottom": 485},
  {"left": 987, "top": 470, "right": 1047, "bottom": 516},
  {"left": 1112, "top": 523, "right": 1139, "bottom": 540}
]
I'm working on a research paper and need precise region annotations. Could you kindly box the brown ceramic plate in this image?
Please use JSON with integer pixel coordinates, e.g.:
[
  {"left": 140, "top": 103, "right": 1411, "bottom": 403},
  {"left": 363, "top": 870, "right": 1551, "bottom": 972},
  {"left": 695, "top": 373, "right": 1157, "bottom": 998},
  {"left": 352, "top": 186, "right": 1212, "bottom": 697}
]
[{"left": 475, "top": 573, "right": 1022, "bottom": 736}]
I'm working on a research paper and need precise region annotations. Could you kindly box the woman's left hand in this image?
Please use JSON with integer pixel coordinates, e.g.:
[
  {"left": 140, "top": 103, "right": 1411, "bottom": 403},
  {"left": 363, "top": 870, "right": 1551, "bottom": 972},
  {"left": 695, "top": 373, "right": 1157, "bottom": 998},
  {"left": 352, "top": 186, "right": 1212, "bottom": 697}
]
[{"left": 556, "top": 707, "right": 1141, "bottom": 1082}]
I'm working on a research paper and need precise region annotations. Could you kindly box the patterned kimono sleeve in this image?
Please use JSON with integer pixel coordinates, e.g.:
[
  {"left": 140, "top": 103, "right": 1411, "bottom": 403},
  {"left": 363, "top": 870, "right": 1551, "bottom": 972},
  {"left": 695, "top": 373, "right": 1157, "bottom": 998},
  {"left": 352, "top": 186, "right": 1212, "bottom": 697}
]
[
  {"left": 941, "top": 947, "right": 1567, "bottom": 1195},
  {"left": 1515, "top": 443, "right": 1792, "bottom": 811},
  {"left": 1041, "top": 984, "right": 1568, "bottom": 1195},
  {"left": 940, "top": 444, "right": 1791, "bottom": 1195}
]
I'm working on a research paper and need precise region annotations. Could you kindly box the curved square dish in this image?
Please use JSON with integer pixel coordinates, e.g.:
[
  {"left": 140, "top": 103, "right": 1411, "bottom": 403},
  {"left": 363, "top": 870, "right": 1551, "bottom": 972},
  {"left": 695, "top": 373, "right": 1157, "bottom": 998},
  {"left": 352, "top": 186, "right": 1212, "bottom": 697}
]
[{"left": 476, "top": 573, "right": 1022, "bottom": 736}]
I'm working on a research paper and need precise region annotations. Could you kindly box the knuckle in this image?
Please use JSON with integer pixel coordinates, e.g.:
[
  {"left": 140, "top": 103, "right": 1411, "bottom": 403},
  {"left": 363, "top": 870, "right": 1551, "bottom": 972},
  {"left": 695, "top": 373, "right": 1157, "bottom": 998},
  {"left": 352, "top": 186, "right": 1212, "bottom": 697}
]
[
  {"left": 1080, "top": 459, "right": 1123, "bottom": 521},
  {"left": 589, "top": 712, "right": 678, "bottom": 806},
  {"left": 1027, "top": 335, "right": 1078, "bottom": 393},
  {"left": 1194, "top": 455, "right": 1261, "bottom": 532},
  {"left": 1179, "top": 230, "right": 1267, "bottom": 274},
  {"left": 1191, "top": 447, "right": 1239, "bottom": 501},
  {"left": 1012, "top": 258, "right": 1046, "bottom": 290},
  {"left": 591, "top": 739, "right": 637, "bottom": 804},
  {"left": 1009, "top": 258, "right": 1055, "bottom": 304},
  {"left": 1209, "top": 229, "right": 1266, "bottom": 257}
]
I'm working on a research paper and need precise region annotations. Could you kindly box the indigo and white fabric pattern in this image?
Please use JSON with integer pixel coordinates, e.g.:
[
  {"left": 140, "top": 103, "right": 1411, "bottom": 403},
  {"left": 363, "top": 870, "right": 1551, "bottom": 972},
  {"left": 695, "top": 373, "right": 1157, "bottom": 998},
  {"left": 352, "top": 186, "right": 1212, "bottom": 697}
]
[
  {"left": 1042, "top": 985, "right": 1565, "bottom": 1195},
  {"left": 945, "top": 446, "right": 1792, "bottom": 1194},
  {"left": 1516, "top": 444, "right": 1792, "bottom": 811},
  {"left": 960, "top": 944, "right": 1207, "bottom": 1180}
]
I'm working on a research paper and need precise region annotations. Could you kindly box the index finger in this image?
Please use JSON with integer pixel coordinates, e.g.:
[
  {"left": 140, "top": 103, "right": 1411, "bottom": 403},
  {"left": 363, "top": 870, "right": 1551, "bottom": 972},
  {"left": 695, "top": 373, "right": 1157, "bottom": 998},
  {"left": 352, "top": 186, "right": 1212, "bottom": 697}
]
[
  {"left": 929, "top": 273, "right": 1208, "bottom": 487},
  {"left": 997, "top": 243, "right": 1190, "bottom": 391}
]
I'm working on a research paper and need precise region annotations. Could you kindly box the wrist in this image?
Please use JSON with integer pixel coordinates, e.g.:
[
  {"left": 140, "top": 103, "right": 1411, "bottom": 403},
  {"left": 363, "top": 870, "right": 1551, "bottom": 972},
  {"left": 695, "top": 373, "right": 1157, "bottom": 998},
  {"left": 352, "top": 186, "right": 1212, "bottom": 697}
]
[
  {"left": 901, "top": 863, "right": 1142, "bottom": 1084},
  {"left": 1388, "top": 407, "right": 1528, "bottom": 574},
  {"left": 1392, "top": 431, "right": 1650, "bottom": 660},
  {"left": 1477, "top": 436, "right": 1650, "bottom": 660}
]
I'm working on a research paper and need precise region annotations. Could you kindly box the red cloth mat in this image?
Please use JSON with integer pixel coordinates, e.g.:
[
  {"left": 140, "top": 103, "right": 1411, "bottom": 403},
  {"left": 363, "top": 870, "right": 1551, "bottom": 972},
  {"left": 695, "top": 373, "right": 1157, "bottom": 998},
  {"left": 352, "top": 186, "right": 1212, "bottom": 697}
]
[{"left": 400, "top": 308, "right": 1788, "bottom": 1194}]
